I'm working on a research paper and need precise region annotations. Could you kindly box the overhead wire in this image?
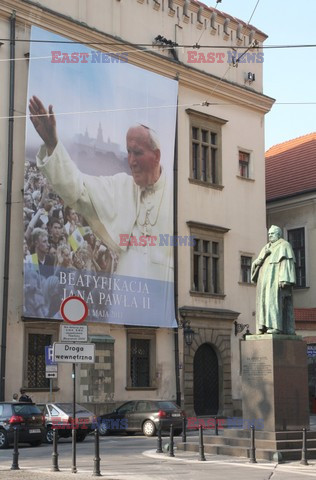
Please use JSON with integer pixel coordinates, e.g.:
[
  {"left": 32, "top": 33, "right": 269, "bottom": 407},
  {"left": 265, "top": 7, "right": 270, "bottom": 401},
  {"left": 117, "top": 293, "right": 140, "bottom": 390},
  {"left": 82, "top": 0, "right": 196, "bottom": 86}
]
[
  {"left": 0, "top": 37, "right": 316, "bottom": 49},
  {"left": 0, "top": 101, "right": 315, "bottom": 122},
  {"left": 204, "top": 0, "right": 262, "bottom": 104}
]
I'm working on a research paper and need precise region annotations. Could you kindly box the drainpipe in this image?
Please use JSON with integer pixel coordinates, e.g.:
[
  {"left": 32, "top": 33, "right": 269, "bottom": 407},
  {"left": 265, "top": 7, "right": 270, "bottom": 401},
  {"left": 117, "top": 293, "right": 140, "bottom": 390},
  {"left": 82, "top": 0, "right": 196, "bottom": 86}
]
[
  {"left": 0, "top": 11, "right": 16, "bottom": 401},
  {"left": 173, "top": 97, "right": 181, "bottom": 406}
]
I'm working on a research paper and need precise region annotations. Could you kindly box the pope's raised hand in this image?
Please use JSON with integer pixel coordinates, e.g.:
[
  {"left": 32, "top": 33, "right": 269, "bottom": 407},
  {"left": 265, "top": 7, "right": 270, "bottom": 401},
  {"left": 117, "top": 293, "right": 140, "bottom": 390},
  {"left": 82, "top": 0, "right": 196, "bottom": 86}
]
[{"left": 29, "top": 95, "right": 58, "bottom": 156}]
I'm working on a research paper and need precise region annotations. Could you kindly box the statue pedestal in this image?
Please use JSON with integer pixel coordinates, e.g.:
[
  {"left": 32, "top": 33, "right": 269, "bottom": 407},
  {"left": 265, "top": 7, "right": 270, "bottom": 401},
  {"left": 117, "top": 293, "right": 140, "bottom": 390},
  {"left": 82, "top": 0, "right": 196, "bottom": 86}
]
[{"left": 241, "top": 335, "right": 309, "bottom": 431}]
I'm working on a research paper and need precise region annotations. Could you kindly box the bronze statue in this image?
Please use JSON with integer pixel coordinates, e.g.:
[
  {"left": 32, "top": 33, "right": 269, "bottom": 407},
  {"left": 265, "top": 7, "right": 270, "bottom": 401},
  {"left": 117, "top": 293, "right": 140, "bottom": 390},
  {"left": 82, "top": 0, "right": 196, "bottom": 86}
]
[{"left": 251, "top": 225, "right": 296, "bottom": 335}]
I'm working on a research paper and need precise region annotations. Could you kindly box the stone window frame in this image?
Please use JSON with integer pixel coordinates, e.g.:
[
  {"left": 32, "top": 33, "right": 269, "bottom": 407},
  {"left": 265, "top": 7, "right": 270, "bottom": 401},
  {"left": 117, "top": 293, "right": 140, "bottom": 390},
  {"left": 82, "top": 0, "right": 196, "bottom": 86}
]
[
  {"left": 287, "top": 226, "right": 307, "bottom": 288},
  {"left": 23, "top": 325, "right": 59, "bottom": 392},
  {"left": 237, "top": 148, "right": 254, "bottom": 181},
  {"left": 187, "top": 221, "right": 229, "bottom": 298},
  {"left": 186, "top": 109, "right": 227, "bottom": 190},
  {"left": 240, "top": 254, "right": 253, "bottom": 284},
  {"left": 125, "top": 328, "right": 157, "bottom": 390}
]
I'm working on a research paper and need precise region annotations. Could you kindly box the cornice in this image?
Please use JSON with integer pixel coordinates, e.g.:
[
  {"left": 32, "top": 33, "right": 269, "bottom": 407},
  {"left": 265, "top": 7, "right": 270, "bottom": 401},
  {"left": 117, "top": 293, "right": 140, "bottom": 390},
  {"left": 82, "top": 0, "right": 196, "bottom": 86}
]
[
  {"left": 0, "top": 0, "right": 274, "bottom": 113},
  {"left": 187, "top": 221, "right": 230, "bottom": 233},
  {"left": 173, "top": 0, "right": 267, "bottom": 41},
  {"left": 267, "top": 190, "right": 316, "bottom": 209},
  {"left": 179, "top": 306, "right": 240, "bottom": 321}
]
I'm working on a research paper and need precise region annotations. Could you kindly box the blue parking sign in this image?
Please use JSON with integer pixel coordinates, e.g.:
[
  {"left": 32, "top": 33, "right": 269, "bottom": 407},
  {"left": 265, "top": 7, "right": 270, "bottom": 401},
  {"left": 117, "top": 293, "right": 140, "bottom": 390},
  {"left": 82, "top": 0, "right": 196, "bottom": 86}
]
[{"left": 45, "top": 345, "right": 57, "bottom": 365}]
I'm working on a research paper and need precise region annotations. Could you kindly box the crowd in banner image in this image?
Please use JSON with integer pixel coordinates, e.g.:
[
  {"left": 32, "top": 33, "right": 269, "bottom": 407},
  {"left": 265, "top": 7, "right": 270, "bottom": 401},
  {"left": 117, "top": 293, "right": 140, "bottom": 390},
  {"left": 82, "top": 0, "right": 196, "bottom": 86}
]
[{"left": 23, "top": 160, "right": 118, "bottom": 318}]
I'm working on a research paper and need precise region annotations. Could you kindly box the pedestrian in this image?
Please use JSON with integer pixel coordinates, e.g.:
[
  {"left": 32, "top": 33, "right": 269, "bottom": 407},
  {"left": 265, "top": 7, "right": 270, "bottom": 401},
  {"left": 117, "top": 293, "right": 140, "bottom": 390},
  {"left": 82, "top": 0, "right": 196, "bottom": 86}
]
[
  {"left": 12, "top": 393, "right": 18, "bottom": 402},
  {"left": 19, "top": 388, "right": 33, "bottom": 402}
]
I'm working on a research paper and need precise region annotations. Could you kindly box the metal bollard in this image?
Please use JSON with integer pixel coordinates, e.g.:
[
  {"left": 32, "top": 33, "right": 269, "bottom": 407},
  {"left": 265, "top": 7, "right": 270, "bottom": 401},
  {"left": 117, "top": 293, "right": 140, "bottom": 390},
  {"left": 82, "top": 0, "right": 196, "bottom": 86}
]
[
  {"left": 72, "top": 428, "right": 77, "bottom": 474},
  {"left": 214, "top": 416, "right": 218, "bottom": 436},
  {"left": 249, "top": 424, "right": 257, "bottom": 463},
  {"left": 11, "top": 427, "right": 20, "bottom": 470},
  {"left": 51, "top": 428, "right": 60, "bottom": 472},
  {"left": 300, "top": 427, "right": 308, "bottom": 466},
  {"left": 198, "top": 425, "right": 206, "bottom": 461},
  {"left": 156, "top": 421, "right": 163, "bottom": 453},
  {"left": 92, "top": 428, "right": 101, "bottom": 476},
  {"left": 181, "top": 417, "right": 186, "bottom": 443},
  {"left": 169, "top": 424, "right": 175, "bottom": 457}
]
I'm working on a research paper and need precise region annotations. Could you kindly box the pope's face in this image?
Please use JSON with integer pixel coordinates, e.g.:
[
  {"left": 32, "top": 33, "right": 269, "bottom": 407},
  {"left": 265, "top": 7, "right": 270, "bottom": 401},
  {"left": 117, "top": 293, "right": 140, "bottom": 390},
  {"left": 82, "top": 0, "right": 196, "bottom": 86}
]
[
  {"left": 268, "top": 227, "right": 280, "bottom": 243},
  {"left": 126, "top": 127, "right": 160, "bottom": 187}
]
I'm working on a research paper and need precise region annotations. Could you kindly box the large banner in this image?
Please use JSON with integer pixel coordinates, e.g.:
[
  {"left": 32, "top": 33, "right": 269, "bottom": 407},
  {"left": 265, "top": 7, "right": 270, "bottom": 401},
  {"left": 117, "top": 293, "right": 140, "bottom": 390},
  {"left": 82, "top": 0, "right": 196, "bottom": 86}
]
[{"left": 23, "top": 27, "right": 178, "bottom": 327}]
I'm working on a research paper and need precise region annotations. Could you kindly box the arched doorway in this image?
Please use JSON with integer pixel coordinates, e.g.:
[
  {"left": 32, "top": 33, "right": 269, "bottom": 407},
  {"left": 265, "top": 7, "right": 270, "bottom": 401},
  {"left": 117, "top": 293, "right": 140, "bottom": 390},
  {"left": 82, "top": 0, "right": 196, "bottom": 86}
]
[{"left": 193, "top": 343, "right": 219, "bottom": 415}]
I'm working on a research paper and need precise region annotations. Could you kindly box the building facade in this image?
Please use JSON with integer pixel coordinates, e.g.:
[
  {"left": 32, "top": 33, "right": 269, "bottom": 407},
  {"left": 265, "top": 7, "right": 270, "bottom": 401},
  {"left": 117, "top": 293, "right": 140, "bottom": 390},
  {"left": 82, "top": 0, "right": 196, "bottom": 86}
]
[
  {"left": 0, "top": 0, "right": 274, "bottom": 416},
  {"left": 266, "top": 132, "right": 316, "bottom": 411}
]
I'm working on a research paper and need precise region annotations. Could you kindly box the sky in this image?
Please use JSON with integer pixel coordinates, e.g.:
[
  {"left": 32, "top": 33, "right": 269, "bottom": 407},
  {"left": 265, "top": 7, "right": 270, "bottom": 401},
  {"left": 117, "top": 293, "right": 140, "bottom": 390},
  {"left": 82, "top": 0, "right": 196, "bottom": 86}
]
[{"left": 203, "top": 0, "right": 316, "bottom": 150}]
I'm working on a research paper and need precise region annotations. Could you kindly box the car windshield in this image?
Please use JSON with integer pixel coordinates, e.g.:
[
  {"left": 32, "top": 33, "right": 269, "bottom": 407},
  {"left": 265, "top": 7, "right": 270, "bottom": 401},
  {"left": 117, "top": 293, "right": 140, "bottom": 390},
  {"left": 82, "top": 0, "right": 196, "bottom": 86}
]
[
  {"left": 13, "top": 404, "right": 41, "bottom": 415},
  {"left": 55, "top": 403, "right": 90, "bottom": 414},
  {"left": 156, "top": 401, "right": 178, "bottom": 410}
]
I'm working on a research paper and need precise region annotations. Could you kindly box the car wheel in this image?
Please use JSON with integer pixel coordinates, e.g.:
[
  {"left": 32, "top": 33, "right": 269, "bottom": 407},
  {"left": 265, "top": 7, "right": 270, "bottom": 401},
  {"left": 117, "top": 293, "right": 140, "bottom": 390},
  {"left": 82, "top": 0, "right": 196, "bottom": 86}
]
[
  {"left": 45, "top": 427, "right": 55, "bottom": 444},
  {"left": 98, "top": 422, "right": 109, "bottom": 436},
  {"left": 29, "top": 440, "right": 42, "bottom": 447},
  {"left": 76, "top": 432, "right": 87, "bottom": 442},
  {"left": 142, "top": 420, "right": 156, "bottom": 437},
  {"left": 0, "top": 430, "right": 9, "bottom": 449}
]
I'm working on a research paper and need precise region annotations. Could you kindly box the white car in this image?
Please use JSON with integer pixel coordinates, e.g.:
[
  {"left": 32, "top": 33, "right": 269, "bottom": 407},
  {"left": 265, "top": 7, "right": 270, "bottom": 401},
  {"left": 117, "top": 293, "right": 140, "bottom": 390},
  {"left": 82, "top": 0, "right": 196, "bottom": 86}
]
[{"left": 37, "top": 402, "right": 96, "bottom": 443}]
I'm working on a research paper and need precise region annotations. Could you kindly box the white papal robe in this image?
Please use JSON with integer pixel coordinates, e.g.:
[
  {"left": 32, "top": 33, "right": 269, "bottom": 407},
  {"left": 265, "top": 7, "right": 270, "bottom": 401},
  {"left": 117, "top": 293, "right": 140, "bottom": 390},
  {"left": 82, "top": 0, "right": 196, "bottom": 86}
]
[{"left": 36, "top": 142, "right": 173, "bottom": 283}]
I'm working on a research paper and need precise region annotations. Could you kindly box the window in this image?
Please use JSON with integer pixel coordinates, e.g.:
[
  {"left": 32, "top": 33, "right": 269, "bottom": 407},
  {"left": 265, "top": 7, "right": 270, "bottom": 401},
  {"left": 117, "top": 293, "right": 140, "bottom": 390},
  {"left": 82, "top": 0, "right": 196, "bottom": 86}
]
[
  {"left": 188, "top": 221, "right": 229, "bottom": 296},
  {"left": 193, "top": 239, "right": 220, "bottom": 293},
  {"left": 126, "top": 329, "right": 156, "bottom": 389},
  {"left": 131, "top": 339, "right": 150, "bottom": 387},
  {"left": 238, "top": 151, "right": 250, "bottom": 178},
  {"left": 117, "top": 402, "right": 135, "bottom": 414},
  {"left": 288, "top": 228, "right": 306, "bottom": 287},
  {"left": 187, "top": 109, "right": 227, "bottom": 187},
  {"left": 240, "top": 255, "right": 252, "bottom": 283},
  {"left": 27, "top": 333, "right": 52, "bottom": 388}
]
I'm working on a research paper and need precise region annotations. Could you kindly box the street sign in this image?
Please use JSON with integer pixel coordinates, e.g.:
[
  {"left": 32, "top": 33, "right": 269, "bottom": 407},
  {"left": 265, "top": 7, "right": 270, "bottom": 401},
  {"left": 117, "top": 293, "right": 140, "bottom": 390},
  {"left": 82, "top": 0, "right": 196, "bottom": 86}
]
[
  {"left": 46, "top": 365, "right": 58, "bottom": 372},
  {"left": 307, "top": 345, "right": 316, "bottom": 358},
  {"left": 61, "top": 325, "right": 88, "bottom": 342},
  {"left": 53, "top": 342, "right": 95, "bottom": 364},
  {"left": 46, "top": 371, "right": 58, "bottom": 379},
  {"left": 60, "top": 296, "right": 88, "bottom": 325},
  {"left": 45, "top": 345, "right": 57, "bottom": 366}
]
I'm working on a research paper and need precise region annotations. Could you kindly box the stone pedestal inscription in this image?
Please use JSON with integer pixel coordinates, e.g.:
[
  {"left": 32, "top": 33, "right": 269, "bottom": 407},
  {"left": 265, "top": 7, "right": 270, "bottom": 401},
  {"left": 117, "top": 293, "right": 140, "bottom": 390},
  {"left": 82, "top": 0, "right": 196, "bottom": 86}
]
[{"left": 242, "top": 335, "right": 309, "bottom": 431}]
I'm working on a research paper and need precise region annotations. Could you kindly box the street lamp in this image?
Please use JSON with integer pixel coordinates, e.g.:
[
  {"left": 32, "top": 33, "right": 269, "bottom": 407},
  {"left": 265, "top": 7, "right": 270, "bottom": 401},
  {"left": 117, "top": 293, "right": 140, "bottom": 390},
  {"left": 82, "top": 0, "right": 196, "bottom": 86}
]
[
  {"left": 234, "top": 320, "right": 250, "bottom": 339},
  {"left": 180, "top": 319, "right": 195, "bottom": 347}
]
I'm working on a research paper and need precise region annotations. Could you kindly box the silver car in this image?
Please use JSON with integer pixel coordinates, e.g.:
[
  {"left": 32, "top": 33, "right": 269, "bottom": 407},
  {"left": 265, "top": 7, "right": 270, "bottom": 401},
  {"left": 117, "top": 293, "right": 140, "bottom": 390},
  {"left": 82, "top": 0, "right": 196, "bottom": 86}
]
[{"left": 37, "top": 402, "right": 96, "bottom": 443}]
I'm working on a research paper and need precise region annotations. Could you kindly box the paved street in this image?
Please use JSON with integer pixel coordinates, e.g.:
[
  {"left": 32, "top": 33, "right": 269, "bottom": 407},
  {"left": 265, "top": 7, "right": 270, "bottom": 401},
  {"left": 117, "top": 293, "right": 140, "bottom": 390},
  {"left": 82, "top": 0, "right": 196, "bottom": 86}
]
[{"left": 1, "top": 432, "right": 316, "bottom": 480}]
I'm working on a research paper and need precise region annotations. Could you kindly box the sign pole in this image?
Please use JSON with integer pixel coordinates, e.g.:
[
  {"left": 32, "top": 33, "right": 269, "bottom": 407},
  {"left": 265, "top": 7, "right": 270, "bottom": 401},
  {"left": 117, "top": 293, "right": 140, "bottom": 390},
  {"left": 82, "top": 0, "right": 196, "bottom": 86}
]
[
  {"left": 72, "top": 362, "right": 77, "bottom": 473},
  {"left": 58, "top": 295, "right": 90, "bottom": 476},
  {"left": 49, "top": 378, "right": 52, "bottom": 403}
]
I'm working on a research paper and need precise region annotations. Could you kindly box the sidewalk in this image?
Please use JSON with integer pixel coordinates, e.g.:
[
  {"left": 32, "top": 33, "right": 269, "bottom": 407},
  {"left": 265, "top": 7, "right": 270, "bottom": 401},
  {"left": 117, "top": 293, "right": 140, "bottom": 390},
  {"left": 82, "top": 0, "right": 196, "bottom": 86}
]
[
  {"left": 2, "top": 448, "right": 316, "bottom": 480},
  {"left": 1, "top": 417, "right": 316, "bottom": 479}
]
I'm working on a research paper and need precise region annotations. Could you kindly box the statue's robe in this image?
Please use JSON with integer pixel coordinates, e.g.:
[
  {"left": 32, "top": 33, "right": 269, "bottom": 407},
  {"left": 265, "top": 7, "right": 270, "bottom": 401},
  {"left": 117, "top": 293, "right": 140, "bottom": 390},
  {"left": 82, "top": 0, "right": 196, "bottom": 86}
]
[{"left": 251, "top": 239, "right": 296, "bottom": 334}]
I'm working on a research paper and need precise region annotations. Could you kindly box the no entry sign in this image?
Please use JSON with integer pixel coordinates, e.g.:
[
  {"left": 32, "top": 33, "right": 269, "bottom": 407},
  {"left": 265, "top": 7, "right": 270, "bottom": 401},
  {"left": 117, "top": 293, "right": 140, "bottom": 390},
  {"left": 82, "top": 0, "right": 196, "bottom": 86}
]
[{"left": 60, "top": 296, "right": 88, "bottom": 324}]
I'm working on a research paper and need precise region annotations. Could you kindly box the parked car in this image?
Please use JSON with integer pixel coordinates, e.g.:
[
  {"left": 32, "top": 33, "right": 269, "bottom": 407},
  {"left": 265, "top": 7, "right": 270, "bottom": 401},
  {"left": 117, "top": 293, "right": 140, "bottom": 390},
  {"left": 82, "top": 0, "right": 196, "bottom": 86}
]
[
  {"left": 37, "top": 403, "right": 96, "bottom": 443},
  {"left": 0, "top": 402, "right": 44, "bottom": 449},
  {"left": 98, "top": 400, "right": 185, "bottom": 437}
]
